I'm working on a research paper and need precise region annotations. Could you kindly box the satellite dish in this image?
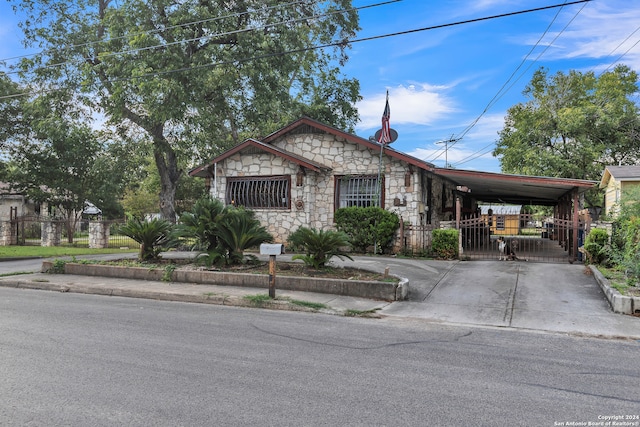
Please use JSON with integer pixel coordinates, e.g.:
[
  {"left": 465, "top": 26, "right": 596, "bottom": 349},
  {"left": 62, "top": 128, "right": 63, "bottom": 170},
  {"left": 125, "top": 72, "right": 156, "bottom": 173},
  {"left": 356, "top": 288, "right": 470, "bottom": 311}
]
[{"left": 374, "top": 128, "right": 398, "bottom": 143}]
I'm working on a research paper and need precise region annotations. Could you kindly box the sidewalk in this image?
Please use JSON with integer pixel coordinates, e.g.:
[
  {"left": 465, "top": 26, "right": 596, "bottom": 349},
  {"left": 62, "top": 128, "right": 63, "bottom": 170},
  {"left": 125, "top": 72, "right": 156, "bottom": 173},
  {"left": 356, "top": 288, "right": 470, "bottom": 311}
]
[
  {"left": 0, "top": 272, "right": 391, "bottom": 316},
  {"left": 1, "top": 254, "right": 639, "bottom": 340}
]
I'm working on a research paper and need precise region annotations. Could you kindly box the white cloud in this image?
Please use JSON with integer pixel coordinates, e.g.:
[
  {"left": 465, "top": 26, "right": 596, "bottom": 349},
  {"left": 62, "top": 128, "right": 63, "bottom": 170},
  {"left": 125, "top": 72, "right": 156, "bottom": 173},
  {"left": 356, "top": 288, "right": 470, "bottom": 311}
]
[
  {"left": 518, "top": 1, "right": 640, "bottom": 70},
  {"left": 356, "top": 83, "right": 457, "bottom": 130}
]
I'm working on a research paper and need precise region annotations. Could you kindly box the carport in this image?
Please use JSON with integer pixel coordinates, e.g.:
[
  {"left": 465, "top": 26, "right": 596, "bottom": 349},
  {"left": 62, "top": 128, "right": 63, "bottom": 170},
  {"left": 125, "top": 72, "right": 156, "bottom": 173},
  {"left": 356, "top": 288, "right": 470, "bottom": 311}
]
[{"left": 434, "top": 168, "right": 597, "bottom": 263}]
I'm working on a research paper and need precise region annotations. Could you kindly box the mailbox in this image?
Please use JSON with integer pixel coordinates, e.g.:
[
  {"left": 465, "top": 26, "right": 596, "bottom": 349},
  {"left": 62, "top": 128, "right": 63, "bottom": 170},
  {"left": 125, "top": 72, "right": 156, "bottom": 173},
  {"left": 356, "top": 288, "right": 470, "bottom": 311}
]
[{"left": 260, "top": 243, "right": 285, "bottom": 255}]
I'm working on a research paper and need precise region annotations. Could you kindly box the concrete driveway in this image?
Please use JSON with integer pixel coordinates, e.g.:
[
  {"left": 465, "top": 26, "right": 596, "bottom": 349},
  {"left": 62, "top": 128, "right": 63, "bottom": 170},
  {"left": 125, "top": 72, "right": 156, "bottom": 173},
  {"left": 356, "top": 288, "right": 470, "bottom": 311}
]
[{"left": 346, "top": 257, "right": 639, "bottom": 337}]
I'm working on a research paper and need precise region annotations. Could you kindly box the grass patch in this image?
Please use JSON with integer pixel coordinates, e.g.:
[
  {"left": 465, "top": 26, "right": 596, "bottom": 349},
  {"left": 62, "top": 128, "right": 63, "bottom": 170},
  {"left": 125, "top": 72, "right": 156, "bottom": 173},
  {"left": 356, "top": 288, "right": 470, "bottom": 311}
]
[
  {"left": 0, "top": 246, "right": 136, "bottom": 259},
  {"left": 596, "top": 266, "right": 638, "bottom": 295},
  {"left": 287, "top": 299, "right": 327, "bottom": 310},
  {"left": 0, "top": 271, "right": 34, "bottom": 277},
  {"left": 243, "top": 294, "right": 273, "bottom": 305}
]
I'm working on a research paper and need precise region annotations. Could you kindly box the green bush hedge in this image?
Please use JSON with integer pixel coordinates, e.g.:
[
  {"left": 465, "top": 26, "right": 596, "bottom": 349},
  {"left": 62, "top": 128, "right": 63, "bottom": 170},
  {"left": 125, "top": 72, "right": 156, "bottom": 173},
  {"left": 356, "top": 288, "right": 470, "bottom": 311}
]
[
  {"left": 432, "top": 229, "right": 459, "bottom": 259},
  {"left": 583, "top": 228, "right": 611, "bottom": 266},
  {"left": 334, "top": 206, "right": 399, "bottom": 254}
]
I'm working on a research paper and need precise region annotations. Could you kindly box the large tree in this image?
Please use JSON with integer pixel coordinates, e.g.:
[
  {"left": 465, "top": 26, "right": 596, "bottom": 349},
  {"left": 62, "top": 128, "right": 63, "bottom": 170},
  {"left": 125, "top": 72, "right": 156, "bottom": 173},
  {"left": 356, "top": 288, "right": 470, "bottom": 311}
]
[
  {"left": 494, "top": 65, "right": 640, "bottom": 206},
  {"left": 4, "top": 93, "right": 123, "bottom": 241},
  {"left": 11, "top": 0, "right": 361, "bottom": 222}
]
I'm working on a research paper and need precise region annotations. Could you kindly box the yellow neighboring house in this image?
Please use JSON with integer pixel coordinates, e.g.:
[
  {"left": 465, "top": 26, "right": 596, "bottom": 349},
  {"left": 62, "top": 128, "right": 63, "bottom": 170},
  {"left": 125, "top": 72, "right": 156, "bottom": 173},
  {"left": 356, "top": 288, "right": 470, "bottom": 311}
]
[
  {"left": 599, "top": 165, "right": 640, "bottom": 218},
  {"left": 480, "top": 205, "right": 522, "bottom": 236}
]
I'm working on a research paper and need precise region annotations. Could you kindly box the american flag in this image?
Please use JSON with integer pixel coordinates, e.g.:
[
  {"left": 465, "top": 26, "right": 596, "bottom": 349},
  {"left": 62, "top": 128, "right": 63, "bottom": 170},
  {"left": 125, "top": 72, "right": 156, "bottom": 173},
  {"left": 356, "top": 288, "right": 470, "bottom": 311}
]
[{"left": 379, "top": 90, "right": 391, "bottom": 144}]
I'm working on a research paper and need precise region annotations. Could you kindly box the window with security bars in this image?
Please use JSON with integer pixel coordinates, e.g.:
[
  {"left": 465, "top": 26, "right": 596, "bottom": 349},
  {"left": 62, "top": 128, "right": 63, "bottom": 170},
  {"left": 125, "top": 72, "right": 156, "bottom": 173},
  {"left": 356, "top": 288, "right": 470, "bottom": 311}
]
[
  {"left": 226, "top": 176, "right": 290, "bottom": 209},
  {"left": 335, "top": 175, "right": 382, "bottom": 209},
  {"left": 496, "top": 215, "right": 505, "bottom": 230}
]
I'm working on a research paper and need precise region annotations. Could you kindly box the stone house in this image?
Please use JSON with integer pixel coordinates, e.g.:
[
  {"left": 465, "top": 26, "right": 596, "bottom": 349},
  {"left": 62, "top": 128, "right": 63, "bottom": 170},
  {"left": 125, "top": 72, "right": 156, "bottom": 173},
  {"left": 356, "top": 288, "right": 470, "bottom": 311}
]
[
  {"left": 189, "top": 117, "right": 467, "bottom": 251},
  {"left": 599, "top": 165, "right": 640, "bottom": 218},
  {"left": 0, "top": 182, "right": 43, "bottom": 219}
]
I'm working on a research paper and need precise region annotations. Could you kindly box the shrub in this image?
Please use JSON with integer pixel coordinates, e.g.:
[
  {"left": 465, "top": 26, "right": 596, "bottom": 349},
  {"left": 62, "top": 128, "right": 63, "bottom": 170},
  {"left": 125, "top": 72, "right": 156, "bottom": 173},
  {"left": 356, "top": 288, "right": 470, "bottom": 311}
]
[
  {"left": 288, "top": 227, "right": 353, "bottom": 269},
  {"left": 215, "top": 206, "right": 273, "bottom": 265},
  {"left": 173, "top": 198, "right": 273, "bottom": 266},
  {"left": 334, "top": 206, "right": 400, "bottom": 254},
  {"left": 620, "top": 217, "right": 640, "bottom": 284},
  {"left": 432, "top": 229, "right": 458, "bottom": 259},
  {"left": 173, "top": 198, "right": 225, "bottom": 251},
  {"left": 118, "top": 217, "right": 173, "bottom": 261},
  {"left": 583, "top": 228, "right": 611, "bottom": 266}
]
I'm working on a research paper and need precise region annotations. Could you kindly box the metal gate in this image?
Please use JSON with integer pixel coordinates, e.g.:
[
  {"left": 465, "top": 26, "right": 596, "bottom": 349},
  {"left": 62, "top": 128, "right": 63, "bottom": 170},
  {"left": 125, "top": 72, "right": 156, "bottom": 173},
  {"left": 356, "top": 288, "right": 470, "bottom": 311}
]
[
  {"left": 13, "top": 214, "right": 43, "bottom": 246},
  {"left": 459, "top": 213, "right": 585, "bottom": 263}
]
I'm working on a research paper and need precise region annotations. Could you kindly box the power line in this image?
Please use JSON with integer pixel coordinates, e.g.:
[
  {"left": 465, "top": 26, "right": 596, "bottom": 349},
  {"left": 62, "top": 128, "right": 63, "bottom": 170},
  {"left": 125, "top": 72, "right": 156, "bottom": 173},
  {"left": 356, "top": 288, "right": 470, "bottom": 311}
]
[
  {"left": 1, "top": 0, "right": 402, "bottom": 76},
  {"left": 0, "top": 0, "right": 308, "bottom": 65},
  {"left": 0, "top": 0, "right": 591, "bottom": 101},
  {"left": 449, "top": 0, "right": 591, "bottom": 168},
  {"left": 427, "top": 0, "right": 572, "bottom": 164}
]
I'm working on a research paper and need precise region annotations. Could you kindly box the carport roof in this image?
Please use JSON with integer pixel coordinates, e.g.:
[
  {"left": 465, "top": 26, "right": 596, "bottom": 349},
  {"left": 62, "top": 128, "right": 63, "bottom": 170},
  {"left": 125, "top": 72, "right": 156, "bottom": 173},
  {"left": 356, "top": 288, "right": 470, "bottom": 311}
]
[{"left": 435, "top": 168, "right": 597, "bottom": 206}]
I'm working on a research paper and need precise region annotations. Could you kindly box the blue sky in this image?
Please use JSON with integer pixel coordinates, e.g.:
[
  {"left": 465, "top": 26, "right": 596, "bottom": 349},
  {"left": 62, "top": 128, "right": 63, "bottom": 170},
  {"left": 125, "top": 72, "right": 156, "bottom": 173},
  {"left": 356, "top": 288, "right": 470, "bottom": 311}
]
[{"left": 1, "top": 1, "right": 639, "bottom": 173}]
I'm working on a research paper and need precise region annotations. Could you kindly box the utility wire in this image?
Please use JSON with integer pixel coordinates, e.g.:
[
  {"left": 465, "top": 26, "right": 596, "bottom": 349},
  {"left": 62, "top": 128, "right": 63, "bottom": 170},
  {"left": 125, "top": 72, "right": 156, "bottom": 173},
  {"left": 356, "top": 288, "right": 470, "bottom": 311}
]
[
  {"left": 450, "top": 0, "right": 591, "bottom": 168},
  {"left": 2, "top": 0, "right": 402, "bottom": 76},
  {"left": 427, "top": 0, "right": 573, "bottom": 164},
  {"left": 0, "top": 0, "right": 591, "bottom": 101},
  {"left": 0, "top": 0, "right": 308, "bottom": 64}
]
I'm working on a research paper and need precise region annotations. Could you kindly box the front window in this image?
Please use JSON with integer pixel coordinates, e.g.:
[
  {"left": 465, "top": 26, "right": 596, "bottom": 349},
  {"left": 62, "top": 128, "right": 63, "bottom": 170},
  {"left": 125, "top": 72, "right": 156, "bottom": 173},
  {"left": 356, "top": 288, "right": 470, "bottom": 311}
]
[
  {"left": 496, "top": 215, "right": 505, "bottom": 230},
  {"left": 226, "top": 176, "right": 290, "bottom": 209},
  {"left": 335, "top": 175, "right": 382, "bottom": 209}
]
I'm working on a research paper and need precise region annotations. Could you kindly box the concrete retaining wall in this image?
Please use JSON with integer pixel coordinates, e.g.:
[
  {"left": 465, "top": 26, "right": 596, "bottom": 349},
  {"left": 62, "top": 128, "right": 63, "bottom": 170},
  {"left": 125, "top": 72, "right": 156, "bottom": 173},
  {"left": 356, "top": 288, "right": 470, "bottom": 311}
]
[
  {"left": 589, "top": 265, "right": 639, "bottom": 315},
  {"left": 41, "top": 262, "right": 406, "bottom": 301}
]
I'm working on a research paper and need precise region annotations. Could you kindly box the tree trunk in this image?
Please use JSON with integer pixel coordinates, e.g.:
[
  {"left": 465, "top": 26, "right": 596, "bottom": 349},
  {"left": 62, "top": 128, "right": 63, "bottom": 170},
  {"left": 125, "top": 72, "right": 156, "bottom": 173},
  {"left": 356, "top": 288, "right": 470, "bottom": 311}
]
[{"left": 153, "top": 139, "right": 181, "bottom": 223}]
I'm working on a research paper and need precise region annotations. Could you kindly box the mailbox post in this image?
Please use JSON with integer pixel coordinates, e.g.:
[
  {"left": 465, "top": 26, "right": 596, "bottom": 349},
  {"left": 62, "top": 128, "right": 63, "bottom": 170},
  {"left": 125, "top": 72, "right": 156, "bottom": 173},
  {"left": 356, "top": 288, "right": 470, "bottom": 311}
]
[{"left": 260, "top": 244, "right": 285, "bottom": 298}]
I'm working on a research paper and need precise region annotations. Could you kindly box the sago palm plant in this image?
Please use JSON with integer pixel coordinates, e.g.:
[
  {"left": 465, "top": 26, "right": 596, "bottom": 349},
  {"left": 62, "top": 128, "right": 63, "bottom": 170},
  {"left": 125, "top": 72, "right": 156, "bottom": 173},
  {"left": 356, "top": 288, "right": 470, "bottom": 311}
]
[
  {"left": 118, "top": 217, "right": 173, "bottom": 261},
  {"left": 215, "top": 206, "right": 273, "bottom": 265},
  {"left": 288, "top": 227, "right": 353, "bottom": 269}
]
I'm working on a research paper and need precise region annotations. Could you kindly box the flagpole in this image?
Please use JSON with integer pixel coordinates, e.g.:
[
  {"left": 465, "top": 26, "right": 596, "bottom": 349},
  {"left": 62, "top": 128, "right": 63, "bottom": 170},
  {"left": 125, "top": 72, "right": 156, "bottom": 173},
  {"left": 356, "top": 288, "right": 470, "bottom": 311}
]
[{"left": 376, "top": 90, "right": 390, "bottom": 207}]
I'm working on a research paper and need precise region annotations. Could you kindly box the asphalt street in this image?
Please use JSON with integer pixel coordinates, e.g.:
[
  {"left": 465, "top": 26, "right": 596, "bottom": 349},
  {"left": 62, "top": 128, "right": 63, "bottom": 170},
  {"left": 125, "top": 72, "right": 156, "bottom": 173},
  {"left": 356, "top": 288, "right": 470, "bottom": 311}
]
[{"left": 1, "top": 288, "right": 639, "bottom": 426}]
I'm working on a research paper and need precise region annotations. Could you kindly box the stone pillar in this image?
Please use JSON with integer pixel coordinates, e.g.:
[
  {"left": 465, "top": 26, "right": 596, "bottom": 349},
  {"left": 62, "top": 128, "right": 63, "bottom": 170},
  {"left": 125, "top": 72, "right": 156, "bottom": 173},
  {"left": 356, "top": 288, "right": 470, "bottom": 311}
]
[
  {"left": 41, "top": 221, "right": 62, "bottom": 247},
  {"left": 89, "top": 221, "right": 110, "bottom": 249},
  {"left": 0, "top": 221, "right": 17, "bottom": 246}
]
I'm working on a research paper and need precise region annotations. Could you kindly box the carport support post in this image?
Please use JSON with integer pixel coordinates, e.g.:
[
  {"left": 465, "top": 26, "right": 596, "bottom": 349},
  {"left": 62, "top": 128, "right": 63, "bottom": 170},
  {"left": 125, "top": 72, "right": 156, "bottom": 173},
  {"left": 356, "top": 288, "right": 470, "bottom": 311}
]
[{"left": 456, "top": 196, "right": 463, "bottom": 256}]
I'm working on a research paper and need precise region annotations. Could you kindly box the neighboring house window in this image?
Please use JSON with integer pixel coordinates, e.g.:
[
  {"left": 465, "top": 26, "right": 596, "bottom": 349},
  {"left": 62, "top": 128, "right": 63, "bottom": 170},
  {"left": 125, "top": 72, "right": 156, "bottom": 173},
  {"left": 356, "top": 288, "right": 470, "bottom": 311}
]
[
  {"left": 496, "top": 215, "right": 505, "bottom": 230},
  {"left": 335, "top": 175, "right": 382, "bottom": 208},
  {"left": 226, "top": 176, "right": 291, "bottom": 209}
]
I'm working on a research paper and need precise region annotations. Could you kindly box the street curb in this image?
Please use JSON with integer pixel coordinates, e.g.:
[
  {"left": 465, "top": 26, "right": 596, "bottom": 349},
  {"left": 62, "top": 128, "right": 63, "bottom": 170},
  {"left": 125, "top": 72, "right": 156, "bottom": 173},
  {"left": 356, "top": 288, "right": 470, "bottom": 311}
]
[
  {"left": 589, "top": 265, "right": 638, "bottom": 315},
  {"left": 0, "top": 278, "right": 348, "bottom": 316}
]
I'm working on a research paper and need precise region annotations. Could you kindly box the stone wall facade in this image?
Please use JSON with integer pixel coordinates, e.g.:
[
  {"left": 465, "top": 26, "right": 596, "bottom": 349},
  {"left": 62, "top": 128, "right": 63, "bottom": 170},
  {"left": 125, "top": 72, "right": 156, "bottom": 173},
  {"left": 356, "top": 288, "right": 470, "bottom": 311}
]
[{"left": 209, "top": 132, "right": 459, "bottom": 251}]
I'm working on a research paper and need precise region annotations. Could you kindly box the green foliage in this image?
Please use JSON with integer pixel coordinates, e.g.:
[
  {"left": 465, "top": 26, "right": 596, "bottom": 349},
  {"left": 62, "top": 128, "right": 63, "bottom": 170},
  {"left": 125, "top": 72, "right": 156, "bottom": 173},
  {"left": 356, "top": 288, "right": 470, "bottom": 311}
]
[
  {"left": 174, "top": 198, "right": 272, "bottom": 266},
  {"left": 174, "top": 198, "right": 226, "bottom": 251},
  {"left": 288, "top": 227, "right": 353, "bottom": 269},
  {"left": 49, "top": 259, "right": 67, "bottom": 274},
  {"left": 162, "top": 264, "right": 177, "bottom": 282},
  {"left": 334, "top": 207, "right": 400, "bottom": 254},
  {"left": 243, "top": 294, "right": 272, "bottom": 306},
  {"left": 606, "top": 186, "right": 640, "bottom": 284},
  {"left": 432, "top": 229, "right": 459, "bottom": 259},
  {"left": 118, "top": 218, "right": 173, "bottom": 261},
  {"left": 619, "top": 217, "right": 640, "bottom": 284},
  {"left": 215, "top": 206, "right": 273, "bottom": 265},
  {"left": 13, "top": 0, "right": 361, "bottom": 221},
  {"left": 583, "top": 228, "right": 611, "bottom": 265},
  {"left": 494, "top": 65, "right": 640, "bottom": 207}
]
